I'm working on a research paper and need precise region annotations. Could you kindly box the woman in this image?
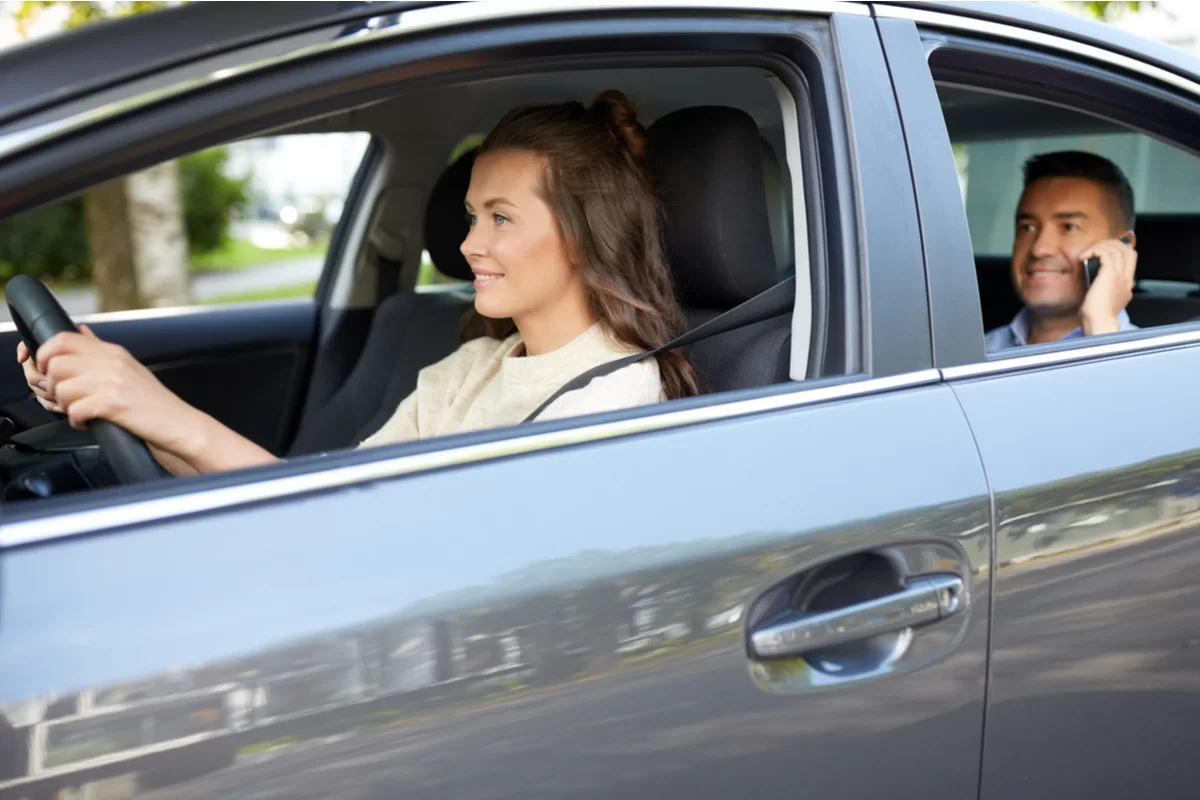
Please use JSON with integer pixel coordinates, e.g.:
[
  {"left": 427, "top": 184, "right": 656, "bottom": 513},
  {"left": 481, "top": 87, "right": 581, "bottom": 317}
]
[{"left": 16, "top": 90, "right": 700, "bottom": 476}]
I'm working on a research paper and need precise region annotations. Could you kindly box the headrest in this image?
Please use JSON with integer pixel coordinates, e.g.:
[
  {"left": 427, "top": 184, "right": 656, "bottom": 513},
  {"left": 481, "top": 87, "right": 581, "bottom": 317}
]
[
  {"left": 647, "top": 106, "right": 779, "bottom": 308},
  {"left": 423, "top": 147, "right": 478, "bottom": 283},
  {"left": 1132, "top": 214, "right": 1200, "bottom": 285}
]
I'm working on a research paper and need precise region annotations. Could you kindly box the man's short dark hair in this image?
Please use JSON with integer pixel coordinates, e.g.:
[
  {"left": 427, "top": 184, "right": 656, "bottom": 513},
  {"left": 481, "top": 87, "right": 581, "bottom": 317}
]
[{"left": 1022, "top": 150, "right": 1136, "bottom": 231}]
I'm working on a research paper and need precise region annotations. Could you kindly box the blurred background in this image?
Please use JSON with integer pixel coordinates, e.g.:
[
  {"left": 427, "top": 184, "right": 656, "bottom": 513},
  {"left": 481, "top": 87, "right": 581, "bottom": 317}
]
[{"left": 0, "top": 0, "right": 1193, "bottom": 320}]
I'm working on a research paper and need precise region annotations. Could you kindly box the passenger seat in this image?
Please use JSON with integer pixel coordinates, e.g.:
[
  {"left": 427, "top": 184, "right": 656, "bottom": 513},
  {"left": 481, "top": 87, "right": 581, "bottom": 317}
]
[
  {"left": 287, "top": 151, "right": 478, "bottom": 454},
  {"left": 647, "top": 106, "right": 794, "bottom": 392},
  {"left": 1125, "top": 214, "right": 1200, "bottom": 327}
]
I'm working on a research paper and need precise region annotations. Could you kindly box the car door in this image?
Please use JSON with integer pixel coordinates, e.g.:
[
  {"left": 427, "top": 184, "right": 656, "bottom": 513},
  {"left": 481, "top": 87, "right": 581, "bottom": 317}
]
[
  {"left": 0, "top": 4, "right": 991, "bottom": 799},
  {"left": 878, "top": 7, "right": 1200, "bottom": 798},
  {"left": 0, "top": 4, "right": 385, "bottom": 457}
]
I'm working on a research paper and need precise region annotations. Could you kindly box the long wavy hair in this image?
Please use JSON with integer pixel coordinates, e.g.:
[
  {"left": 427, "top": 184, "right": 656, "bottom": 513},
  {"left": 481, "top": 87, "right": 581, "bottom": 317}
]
[{"left": 460, "top": 89, "right": 701, "bottom": 400}]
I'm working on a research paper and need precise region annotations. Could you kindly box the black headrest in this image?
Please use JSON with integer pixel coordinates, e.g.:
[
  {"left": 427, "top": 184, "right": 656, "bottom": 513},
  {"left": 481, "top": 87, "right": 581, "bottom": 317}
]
[
  {"left": 423, "top": 147, "right": 477, "bottom": 282},
  {"left": 1132, "top": 214, "right": 1200, "bottom": 284},
  {"left": 647, "top": 106, "right": 779, "bottom": 308}
]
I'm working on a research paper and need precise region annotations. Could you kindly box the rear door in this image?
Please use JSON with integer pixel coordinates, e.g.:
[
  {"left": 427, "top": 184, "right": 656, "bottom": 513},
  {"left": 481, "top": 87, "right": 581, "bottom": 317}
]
[
  {"left": 0, "top": 5, "right": 991, "bottom": 799},
  {"left": 879, "top": 8, "right": 1200, "bottom": 798}
]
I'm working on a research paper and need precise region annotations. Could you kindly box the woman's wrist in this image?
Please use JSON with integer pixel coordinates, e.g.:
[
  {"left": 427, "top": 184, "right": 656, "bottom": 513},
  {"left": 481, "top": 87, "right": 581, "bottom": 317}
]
[
  {"left": 165, "top": 404, "right": 219, "bottom": 468},
  {"left": 167, "top": 403, "right": 277, "bottom": 474}
]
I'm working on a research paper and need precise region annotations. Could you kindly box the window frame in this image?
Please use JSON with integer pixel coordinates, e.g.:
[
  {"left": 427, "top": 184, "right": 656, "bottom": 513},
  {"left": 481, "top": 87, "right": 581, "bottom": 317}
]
[
  {"left": 0, "top": 3, "right": 933, "bottom": 547},
  {"left": 880, "top": 5, "right": 1200, "bottom": 375}
]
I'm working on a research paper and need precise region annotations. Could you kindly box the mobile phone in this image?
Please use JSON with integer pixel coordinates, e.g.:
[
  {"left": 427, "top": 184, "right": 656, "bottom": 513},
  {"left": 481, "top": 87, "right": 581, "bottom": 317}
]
[{"left": 1083, "top": 234, "right": 1134, "bottom": 287}]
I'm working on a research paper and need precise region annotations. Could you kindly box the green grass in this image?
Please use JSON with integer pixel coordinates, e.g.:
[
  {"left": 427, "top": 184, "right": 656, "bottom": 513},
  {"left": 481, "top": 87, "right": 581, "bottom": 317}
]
[
  {"left": 202, "top": 281, "right": 317, "bottom": 305},
  {"left": 189, "top": 239, "right": 326, "bottom": 273}
]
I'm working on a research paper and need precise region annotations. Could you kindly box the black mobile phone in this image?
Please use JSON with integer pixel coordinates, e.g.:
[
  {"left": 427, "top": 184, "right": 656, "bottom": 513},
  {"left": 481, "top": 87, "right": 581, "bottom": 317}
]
[{"left": 1083, "top": 234, "right": 1134, "bottom": 287}]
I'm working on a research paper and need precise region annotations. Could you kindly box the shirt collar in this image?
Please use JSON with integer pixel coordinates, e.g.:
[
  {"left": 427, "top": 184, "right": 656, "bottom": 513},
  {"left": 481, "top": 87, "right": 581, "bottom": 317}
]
[{"left": 1006, "top": 307, "right": 1134, "bottom": 346}]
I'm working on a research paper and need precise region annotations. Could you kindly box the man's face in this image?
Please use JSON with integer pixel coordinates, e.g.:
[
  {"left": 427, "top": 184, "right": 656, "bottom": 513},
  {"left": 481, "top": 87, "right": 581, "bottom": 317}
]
[{"left": 1011, "top": 176, "right": 1122, "bottom": 316}]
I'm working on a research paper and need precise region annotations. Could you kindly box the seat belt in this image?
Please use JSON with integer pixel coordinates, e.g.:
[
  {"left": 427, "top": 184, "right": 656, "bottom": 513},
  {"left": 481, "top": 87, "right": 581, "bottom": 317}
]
[
  {"left": 522, "top": 275, "right": 796, "bottom": 423},
  {"left": 376, "top": 253, "right": 401, "bottom": 300}
]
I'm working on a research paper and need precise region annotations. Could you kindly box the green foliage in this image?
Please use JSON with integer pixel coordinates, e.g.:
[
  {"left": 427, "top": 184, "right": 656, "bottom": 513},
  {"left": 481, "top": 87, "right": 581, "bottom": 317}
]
[
  {"left": 14, "top": 0, "right": 175, "bottom": 35},
  {"left": 178, "top": 148, "right": 250, "bottom": 255},
  {"left": 0, "top": 147, "right": 248, "bottom": 284},
  {"left": 449, "top": 133, "right": 485, "bottom": 164},
  {"left": 1080, "top": 1, "right": 1154, "bottom": 20},
  {"left": 0, "top": 196, "right": 88, "bottom": 283},
  {"left": 295, "top": 209, "right": 333, "bottom": 243}
]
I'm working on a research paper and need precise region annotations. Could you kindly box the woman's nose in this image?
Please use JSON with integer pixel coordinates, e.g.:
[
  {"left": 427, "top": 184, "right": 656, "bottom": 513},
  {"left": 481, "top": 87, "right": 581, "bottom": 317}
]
[{"left": 461, "top": 225, "right": 486, "bottom": 259}]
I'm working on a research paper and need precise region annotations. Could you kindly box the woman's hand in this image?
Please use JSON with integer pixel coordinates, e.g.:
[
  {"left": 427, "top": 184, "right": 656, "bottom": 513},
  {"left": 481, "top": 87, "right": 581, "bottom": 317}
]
[
  {"left": 17, "top": 334, "right": 63, "bottom": 413},
  {"left": 15, "top": 325, "right": 277, "bottom": 475},
  {"left": 31, "top": 326, "right": 201, "bottom": 453}
]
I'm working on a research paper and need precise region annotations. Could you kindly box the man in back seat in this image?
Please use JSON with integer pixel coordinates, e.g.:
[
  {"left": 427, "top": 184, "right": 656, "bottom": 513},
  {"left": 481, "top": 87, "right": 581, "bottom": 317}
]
[{"left": 986, "top": 151, "right": 1139, "bottom": 351}]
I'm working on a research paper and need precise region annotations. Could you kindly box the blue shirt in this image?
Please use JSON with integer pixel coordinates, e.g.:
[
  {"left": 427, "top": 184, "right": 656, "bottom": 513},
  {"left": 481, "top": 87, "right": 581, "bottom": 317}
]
[{"left": 985, "top": 307, "right": 1137, "bottom": 353}]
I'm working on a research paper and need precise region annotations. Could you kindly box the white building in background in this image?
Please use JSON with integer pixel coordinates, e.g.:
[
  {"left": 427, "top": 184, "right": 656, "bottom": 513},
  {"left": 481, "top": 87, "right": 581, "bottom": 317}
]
[{"left": 224, "top": 133, "right": 373, "bottom": 223}]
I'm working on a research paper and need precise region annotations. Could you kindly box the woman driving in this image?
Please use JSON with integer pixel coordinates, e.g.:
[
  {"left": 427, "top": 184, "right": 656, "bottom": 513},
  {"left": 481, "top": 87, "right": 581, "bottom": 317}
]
[{"left": 16, "top": 90, "right": 700, "bottom": 476}]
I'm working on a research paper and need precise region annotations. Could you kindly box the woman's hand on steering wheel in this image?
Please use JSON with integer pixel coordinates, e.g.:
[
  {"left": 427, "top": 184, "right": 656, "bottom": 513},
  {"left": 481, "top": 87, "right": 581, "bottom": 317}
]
[
  {"left": 16, "top": 328, "right": 71, "bottom": 413},
  {"left": 24, "top": 326, "right": 201, "bottom": 455}
]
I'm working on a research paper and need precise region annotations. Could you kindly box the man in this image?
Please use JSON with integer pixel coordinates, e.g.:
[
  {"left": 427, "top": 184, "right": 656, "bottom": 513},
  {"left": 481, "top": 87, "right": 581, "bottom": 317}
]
[{"left": 986, "top": 150, "right": 1139, "bottom": 352}]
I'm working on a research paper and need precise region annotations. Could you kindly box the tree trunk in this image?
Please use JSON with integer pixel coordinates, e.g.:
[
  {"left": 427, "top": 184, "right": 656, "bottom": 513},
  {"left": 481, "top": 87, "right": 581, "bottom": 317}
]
[
  {"left": 83, "top": 162, "right": 192, "bottom": 312},
  {"left": 83, "top": 181, "right": 139, "bottom": 312},
  {"left": 126, "top": 160, "right": 191, "bottom": 308}
]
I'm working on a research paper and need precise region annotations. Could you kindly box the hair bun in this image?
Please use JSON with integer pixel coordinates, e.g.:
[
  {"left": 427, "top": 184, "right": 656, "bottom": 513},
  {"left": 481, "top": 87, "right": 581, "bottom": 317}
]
[{"left": 590, "top": 89, "right": 649, "bottom": 165}]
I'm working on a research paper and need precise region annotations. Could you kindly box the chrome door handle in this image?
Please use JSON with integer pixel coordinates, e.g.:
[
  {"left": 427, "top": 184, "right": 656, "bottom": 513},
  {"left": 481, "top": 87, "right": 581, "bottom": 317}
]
[{"left": 748, "top": 575, "right": 964, "bottom": 659}]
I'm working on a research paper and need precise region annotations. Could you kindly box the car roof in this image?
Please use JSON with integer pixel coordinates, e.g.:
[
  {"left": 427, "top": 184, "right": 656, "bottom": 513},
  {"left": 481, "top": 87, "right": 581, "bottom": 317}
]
[
  {"left": 879, "top": 1, "right": 1200, "bottom": 86},
  {"left": 3, "top": 0, "right": 1199, "bottom": 153},
  {"left": 0, "top": 2, "right": 434, "bottom": 129}
]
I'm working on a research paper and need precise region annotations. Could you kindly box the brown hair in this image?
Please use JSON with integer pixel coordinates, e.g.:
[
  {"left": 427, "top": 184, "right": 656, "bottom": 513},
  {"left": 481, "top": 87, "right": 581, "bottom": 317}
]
[{"left": 460, "top": 89, "right": 701, "bottom": 401}]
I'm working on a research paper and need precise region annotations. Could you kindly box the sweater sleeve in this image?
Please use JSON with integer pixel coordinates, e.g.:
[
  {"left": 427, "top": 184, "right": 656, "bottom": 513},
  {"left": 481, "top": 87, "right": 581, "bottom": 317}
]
[{"left": 357, "top": 390, "right": 420, "bottom": 448}]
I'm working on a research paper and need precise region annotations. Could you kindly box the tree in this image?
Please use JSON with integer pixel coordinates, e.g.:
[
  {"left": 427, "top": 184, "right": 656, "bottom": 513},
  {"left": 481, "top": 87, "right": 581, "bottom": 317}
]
[
  {"left": 15, "top": 1, "right": 192, "bottom": 310},
  {"left": 1079, "top": 1, "right": 1155, "bottom": 20}
]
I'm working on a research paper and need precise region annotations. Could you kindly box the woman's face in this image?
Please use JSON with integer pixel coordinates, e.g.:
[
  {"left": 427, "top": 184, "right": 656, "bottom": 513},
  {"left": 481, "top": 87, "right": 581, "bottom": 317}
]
[{"left": 461, "top": 149, "right": 585, "bottom": 326}]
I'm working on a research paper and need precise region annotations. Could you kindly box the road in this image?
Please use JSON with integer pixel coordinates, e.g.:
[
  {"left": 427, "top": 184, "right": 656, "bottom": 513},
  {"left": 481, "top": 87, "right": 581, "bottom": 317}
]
[
  {"left": 0, "top": 257, "right": 322, "bottom": 322},
  {"left": 129, "top": 640, "right": 981, "bottom": 800}
]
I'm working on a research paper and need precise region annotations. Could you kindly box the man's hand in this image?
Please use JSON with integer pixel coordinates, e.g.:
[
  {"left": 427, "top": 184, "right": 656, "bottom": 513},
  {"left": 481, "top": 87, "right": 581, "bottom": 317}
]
[{"left": 1080, "top": 238, "right": 1137, "bottom": 336}]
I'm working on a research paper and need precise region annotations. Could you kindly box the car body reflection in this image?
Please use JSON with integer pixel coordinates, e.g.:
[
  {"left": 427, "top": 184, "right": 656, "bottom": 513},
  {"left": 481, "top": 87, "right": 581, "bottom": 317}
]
[{"left": 0, "top": 501, "right": 987, "bottom": 800}]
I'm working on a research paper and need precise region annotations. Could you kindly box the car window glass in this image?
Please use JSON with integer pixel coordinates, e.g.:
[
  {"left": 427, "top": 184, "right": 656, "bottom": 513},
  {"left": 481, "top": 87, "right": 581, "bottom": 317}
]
[
  {"left": 0, "top": 132, "right": 370, "bottom": 320},
  {"left": 937, "top": 84, "right": 1200, "bottom": 338}
]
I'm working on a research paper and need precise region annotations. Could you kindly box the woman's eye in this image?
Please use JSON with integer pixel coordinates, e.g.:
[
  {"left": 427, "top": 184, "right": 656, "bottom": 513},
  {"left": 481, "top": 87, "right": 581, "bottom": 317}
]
[
  {"left": 465, "top": 212, "right": 477, "bottom": 226},
  {"left": 1018, "top": 223, "right": 1035, "bottom": 233},
  {"left": 493, "top": 213, "right": 509, "bottom": 226},
  {"left": 1063, "top": 223, "right": 1079, "bottom": 232}
]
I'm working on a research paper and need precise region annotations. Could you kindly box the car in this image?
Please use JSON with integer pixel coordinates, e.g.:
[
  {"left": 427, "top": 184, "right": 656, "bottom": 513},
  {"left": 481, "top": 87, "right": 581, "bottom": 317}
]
[{"left": 0, "top": 1, "right": 1198, "bottom": 797}]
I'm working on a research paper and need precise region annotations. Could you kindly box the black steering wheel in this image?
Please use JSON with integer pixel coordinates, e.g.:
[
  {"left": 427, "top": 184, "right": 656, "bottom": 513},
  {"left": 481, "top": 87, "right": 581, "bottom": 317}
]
[{"left": 6, "top": 275, "right": 162, "bottom": 484}]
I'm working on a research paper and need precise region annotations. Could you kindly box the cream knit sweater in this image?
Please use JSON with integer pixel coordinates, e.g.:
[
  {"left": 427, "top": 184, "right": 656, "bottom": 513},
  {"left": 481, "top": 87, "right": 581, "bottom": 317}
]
[{"left": 358, "top": 323, "right": 664, "bottom": 448}]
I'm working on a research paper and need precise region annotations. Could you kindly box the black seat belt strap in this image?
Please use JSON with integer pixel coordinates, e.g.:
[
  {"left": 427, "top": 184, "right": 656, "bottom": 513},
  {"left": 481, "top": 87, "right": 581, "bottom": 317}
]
[{"left": 522, "top": 275, "right": 796, "bottom": 423}]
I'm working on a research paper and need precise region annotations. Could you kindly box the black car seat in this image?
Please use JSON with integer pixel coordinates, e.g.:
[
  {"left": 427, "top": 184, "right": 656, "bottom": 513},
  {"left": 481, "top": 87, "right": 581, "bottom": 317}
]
[
  {"left": 647, "top": 106, "right": 794, "bottom": 392},
  {"left": 1124, "top": 214, "right": 1200, "bottom": 327},
  {"left": 288, "top": 150, "right": 478, "bottom": 455}
]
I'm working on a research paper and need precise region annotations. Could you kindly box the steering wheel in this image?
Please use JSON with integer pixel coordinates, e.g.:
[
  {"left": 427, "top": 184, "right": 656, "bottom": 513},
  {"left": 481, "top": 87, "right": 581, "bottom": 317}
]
[{"left": 6, "top": 275, "right": 162, "bottom": 484}]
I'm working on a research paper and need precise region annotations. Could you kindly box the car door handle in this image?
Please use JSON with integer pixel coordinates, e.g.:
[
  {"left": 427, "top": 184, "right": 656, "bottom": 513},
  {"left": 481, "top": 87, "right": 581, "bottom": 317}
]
[{"left": 748, "top": 574, "right": 964, "bottom": 659}]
